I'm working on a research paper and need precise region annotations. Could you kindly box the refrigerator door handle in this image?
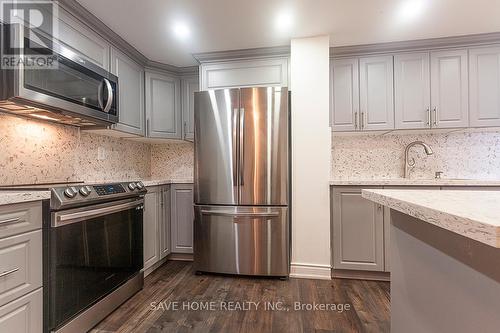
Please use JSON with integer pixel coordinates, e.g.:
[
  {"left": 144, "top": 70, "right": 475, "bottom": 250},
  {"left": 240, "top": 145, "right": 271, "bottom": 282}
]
[
  {"left": 239, "top": 107, "right": 245, "bottom": 186},
  {"left": 200, "top": 210, "right": 279, "bottom": 218},
  {"left": 232, "top": 108, "right": 239, "bottom": 186}
]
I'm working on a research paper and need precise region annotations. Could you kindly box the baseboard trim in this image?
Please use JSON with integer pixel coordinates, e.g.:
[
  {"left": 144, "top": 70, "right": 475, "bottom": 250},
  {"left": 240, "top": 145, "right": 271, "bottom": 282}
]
[
  {"left": 167, "top": 253, "right": 194, "bottom": 261},
  {"left": 290, "top": 263, "right": 332, "bottom": 280},
  {"left": 332, "top": 269, "right": 391, "bottom": 282}
]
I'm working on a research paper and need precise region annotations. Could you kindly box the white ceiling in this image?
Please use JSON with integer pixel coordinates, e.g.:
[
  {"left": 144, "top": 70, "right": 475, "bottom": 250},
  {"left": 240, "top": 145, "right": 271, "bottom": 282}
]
[{"left": 76, "top": 0, "right": 500, "bottom": 67}]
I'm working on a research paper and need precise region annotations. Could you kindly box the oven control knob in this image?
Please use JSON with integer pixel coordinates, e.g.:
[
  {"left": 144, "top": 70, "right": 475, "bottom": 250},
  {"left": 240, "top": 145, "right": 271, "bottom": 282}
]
[
  {"left": 135, "top": 182, "right": 144, "bottom": 190},
  {"left": 79, "top": 186, "right": 92, "bottom": 196},
  {"left": 64, "top": 187, "right": 77, "bottom": 198},
  {"left": 128, "top": 183, "right": 136, "bottom": 191}
]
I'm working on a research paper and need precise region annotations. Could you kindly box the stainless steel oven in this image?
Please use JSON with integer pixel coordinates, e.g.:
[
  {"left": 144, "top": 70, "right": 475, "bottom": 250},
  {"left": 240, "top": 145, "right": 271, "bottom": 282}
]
[
  {"left": 0, "top": 24, "right": 118, "bottom": 127},
  {"left": 47, "top": 197, "right": 143, "bottom": 332},
  {"left": 0, "top": 181, "right": 151, "bottom": 333}
]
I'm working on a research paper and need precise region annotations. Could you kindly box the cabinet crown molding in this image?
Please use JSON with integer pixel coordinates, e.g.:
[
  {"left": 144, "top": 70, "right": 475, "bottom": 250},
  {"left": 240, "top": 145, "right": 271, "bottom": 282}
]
[
  {"left": 193, "top": 45, "right": 291, "bottom": 64},
  {"left": 330, "top": 31, "right": 500, "bottom": 58}
]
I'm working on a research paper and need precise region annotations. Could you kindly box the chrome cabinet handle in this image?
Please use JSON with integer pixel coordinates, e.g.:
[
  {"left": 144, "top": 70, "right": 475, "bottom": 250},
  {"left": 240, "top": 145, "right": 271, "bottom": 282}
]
[
  {"left": 426, "top": 108, "right": 430, "bottom": 126},
  {"left": 354, "top": 111, "right": 358, "bottom": 130},
  {"left": 360, "top": 112, "right": 365, "bottom": 129},
  {"left": 0, "top": 268, "right": 19, "bottom": 278},
  {"left": 183, "top": 121, "right": 187, "bottom": 140},
  {"left": 103, "top": 78, "right": 114, "bottom": 113},
  {"left": 433, "top": 107, "right": 437, "bottom": 126},
  {"left": 239, "top": 107, "right": 245, "bottom": 186},
  {"left": 0, "top": 217, "right": 20, "bottom": 225}
]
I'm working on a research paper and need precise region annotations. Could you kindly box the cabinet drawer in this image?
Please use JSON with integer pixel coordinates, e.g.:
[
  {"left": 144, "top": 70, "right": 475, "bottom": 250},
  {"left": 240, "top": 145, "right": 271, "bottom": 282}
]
[
  {"left": 0, "top": 288, "right": 42, "bottom": 333},
  {"left": 0, "top": 231, "right": 42, "bottom": 307},
  {"left": 0, "top": 202, "right": 42, "bottom": 239}
]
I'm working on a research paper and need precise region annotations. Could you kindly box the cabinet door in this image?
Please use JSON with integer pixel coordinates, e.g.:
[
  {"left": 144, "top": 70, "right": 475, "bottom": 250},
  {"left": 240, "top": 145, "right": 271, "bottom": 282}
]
[
  {"left": 431, "top": 50, "right": 469, "bottom": 128},
  {"left": 200, "top": 58, "right": 288, "bottom": 90},
  {"left": 171, "top": 184, "right": 194, "bottom": 254},
  {"left": 0, "top": 289, "right": 42, "bottom": 333},
  {"left": 469, "top": 46, "right": 500, "bottom": 127},
  {"left": 394, "top": 52, "right": 431, "bottom": 129},
  {"left": 159, "top": 186, "right": 171, "bottom": 259},
  {"left": 110, "top": 48, "right": 145, "bottom": 136},
  {"left": 181, "top": 75, "right": 199, "bottom": 141},
  {"left": 359, "top": 56, "right": 394, "bottom": 131},
  {"left": 332, "top": 187, "right": 384, "bottom": 271},
  {"left": 331, "top": 58, "right": 360, "bottom": 131},
  {"left": 145, "top": 71, "right": 182, "bottom": 139},
  {"left": 143, "top": 188, "right": 160, "bottom": 270},
  {"left": 57, "top": 9, "right": 110, "bottom": 70}
]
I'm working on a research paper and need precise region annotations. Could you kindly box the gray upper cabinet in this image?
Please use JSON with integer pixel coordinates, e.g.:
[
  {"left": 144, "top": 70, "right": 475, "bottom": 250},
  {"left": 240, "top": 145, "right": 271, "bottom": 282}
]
[
  {"left": 331, "top": 58, "right": 360, "bottom": 131},
  {"left": 469, "top": 46, "right": 500, "bottom": 127},
  {"left": 56, "top": 9, "right": 110, "bottom": 70},
  {"left": 199, "top": 58, "right": 289, "bottom": 90},
  {"left": 394, "top": 52, "right": 431, "bottom": 129},
  {"left": 145, "top": 70, "right": 182, "bottom": 139},
  {"left": 181, "top": 76, "right": 199, "bottom": 141},
  {"left": 430, "top": 49, "right": 469, "bottom": 128},
  {"left": 332, "top": 187, "right": 385, "bottom": 271},
  {"left": 170, "top": 184, "right": 194, "bottom": 254},
  {"left": 359, "top": 55, "right": 394, "bottom": 131},
  {"left": 110, "top": 48, "right": 145, "bottom": 136}
]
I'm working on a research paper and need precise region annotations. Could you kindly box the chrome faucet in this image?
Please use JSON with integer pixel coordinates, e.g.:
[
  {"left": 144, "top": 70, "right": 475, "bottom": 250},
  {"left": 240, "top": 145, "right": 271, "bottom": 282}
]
[{"left": 404, "top": 141, "right": 434, "bottom": 178}]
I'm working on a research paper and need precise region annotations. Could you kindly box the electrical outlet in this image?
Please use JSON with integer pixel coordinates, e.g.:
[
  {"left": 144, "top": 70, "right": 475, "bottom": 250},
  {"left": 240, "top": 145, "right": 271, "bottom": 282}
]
[{"left": 97, "top": 146, "right": 106, "bottom": 161}]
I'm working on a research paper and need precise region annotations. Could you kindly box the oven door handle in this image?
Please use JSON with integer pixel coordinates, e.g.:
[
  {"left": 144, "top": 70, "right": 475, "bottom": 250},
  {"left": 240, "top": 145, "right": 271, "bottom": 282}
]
[{"left": 54, "top": 200, "right": 144, "bottom": 227}]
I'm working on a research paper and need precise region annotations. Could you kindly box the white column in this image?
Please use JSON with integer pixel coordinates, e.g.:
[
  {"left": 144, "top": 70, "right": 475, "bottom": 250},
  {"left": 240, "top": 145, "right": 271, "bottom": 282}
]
[{"left": 290, "top": 35, "right": 331, "bottom": 279}]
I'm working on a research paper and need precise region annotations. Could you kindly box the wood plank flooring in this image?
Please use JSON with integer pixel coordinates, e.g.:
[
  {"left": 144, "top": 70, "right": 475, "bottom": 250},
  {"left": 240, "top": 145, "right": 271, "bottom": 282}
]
[{"left": 92, "top": 261, "right": 390, "bottom": 333}]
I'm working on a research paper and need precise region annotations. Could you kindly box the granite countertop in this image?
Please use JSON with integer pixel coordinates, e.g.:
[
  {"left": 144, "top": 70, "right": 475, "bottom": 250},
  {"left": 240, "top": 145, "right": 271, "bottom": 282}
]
[
  {"left": 0, "top": 191, "right": 51, "bottom": 206},
  {"left": 362, "top": 189, "right": 500, "bottom": 248},
  {"left": 141, "top": 178, "right": 193, "bottom": 187},
  {"left": 330, "top": 178, "right": 500, "bottom": 186}
]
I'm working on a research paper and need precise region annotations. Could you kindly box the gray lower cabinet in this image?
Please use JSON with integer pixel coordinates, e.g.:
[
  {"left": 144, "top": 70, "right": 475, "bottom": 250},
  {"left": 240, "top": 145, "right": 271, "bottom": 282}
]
[
  {"left": 143, "top": 187, "right": 160, "bottom": 270},
  {"left": 145, "top": 70, "right": 182, "bottom": 139},
  {"left": 0, "top": 289, "right": 42, "bottom": 333},
  {"left": 110, "top": 47, "right": 145, "bottom": 136},
  {"left": 159, "top": 186, "right": 171, "bottom": 259},
  {"left": 170, "top": 184, "right": 194, "bottom": 254},
  {"left": 332, "top": 187, "right": 385, "bottom": 271},
  {"left": 181, "top": 76, "right": 199, "bottom": 141}
]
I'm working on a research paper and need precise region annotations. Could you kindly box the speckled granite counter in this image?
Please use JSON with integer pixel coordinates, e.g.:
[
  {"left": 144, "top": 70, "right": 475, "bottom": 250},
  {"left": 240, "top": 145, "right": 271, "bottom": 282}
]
[
  {"left": 0, "top": 191, "right": 51, "bottom": 206},
  {"left": 141, "top": 178, "right": 193, "bottom": 187},
  {"left": 331, "top": 178, "right": 500, "bottom": 186},
  {"left": 362, "top": 189, "right": 500, "bottom": 248}
]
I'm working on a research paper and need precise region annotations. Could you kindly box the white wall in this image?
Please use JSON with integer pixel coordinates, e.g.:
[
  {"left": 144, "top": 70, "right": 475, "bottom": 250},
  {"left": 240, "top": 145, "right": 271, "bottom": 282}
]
[{"left": 290, "top": 36, "right": 331, "bottom": 279}]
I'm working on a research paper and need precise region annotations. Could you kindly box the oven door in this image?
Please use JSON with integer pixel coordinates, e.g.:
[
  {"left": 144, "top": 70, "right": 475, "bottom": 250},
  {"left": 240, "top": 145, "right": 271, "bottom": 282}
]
[{"left": 48, "top": 198, "right": 143, "bottom": 331}]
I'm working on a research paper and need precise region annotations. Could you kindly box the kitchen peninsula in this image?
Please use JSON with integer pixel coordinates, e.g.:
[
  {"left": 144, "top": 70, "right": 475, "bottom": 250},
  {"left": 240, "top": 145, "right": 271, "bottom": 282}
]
[{"left": 362, "top": 189, "right": 500, "bottom": 333}]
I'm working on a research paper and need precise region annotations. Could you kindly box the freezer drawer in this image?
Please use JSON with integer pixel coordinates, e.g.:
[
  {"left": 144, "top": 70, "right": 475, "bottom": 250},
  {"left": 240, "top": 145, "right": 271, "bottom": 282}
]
[{"left": 194, "top": 205, "right": 289, "bottom": 277}]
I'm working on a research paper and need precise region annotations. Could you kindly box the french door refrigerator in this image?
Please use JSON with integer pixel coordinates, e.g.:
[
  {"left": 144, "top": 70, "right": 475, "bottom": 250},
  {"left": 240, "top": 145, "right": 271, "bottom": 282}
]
[{"left": 194, "top": 87, "right": 289, "bottom": 277}]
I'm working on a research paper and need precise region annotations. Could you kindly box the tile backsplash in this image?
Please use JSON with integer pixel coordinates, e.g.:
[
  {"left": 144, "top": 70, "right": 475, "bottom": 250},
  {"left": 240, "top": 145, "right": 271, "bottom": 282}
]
[
  {"left": 151, "top": 142, "right": 193, "bottom": 180},
  {"left": 331, "top": 130, "right": 500, "bottom": 180},
  {"left": 0, "top": 114, "right": 151, "bottom": 185}
]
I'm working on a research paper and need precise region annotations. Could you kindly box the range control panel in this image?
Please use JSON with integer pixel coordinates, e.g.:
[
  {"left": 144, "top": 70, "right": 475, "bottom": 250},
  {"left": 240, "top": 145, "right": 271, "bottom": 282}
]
[{"left": 94, "top": 184, "right": 126, "bottom": 196}]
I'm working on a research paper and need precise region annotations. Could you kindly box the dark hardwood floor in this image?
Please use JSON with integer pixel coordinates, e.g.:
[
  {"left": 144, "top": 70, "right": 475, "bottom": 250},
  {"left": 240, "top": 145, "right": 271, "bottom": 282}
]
[{"left": 92, "top": 261, "right": 390, "bottom": 333}]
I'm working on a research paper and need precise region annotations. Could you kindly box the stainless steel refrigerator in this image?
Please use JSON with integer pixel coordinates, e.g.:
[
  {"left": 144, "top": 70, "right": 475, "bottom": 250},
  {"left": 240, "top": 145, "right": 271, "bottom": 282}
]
[{"left": 193, "top": 87, "right": 289, "bottom": 277}]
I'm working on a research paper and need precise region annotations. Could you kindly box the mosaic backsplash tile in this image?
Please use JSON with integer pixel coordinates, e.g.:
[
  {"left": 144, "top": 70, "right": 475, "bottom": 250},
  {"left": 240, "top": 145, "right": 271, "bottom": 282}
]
[
  {"left": 151, "top": 142, "right": 193, "bottom": 180},
  {"left": 331, "top": 130, "right": 500, "bottom": 180},
  {"left": 0, "top": 114, "right": 151, "bottom": 185}
]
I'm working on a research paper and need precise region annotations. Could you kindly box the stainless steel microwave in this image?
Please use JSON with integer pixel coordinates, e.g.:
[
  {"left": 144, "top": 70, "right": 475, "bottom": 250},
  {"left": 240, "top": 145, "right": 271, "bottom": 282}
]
[{"left": 0, "top": 24, "right": 118, "bottom": 127}]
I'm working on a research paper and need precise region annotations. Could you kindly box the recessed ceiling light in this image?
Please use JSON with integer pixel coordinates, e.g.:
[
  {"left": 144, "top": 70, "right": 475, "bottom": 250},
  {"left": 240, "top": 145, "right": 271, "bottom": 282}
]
[
  {"left": 172, "top": 21, "right": 190, "bottom": 40},
  {"left": 275, "top": 10, "right": 293, "bottom": 32},
  {"left": 397, "top": 0, "right": 427, "bottom": 23}
]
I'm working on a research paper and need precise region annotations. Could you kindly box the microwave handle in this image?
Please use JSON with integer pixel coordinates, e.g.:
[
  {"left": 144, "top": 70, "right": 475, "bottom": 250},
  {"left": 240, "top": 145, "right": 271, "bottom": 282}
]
[
  {"left": 103, "top": 78, "right": 114, "bottom": 113},
  {"left": 97, "top": 80, "right": 104, "bottom": 110}
]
